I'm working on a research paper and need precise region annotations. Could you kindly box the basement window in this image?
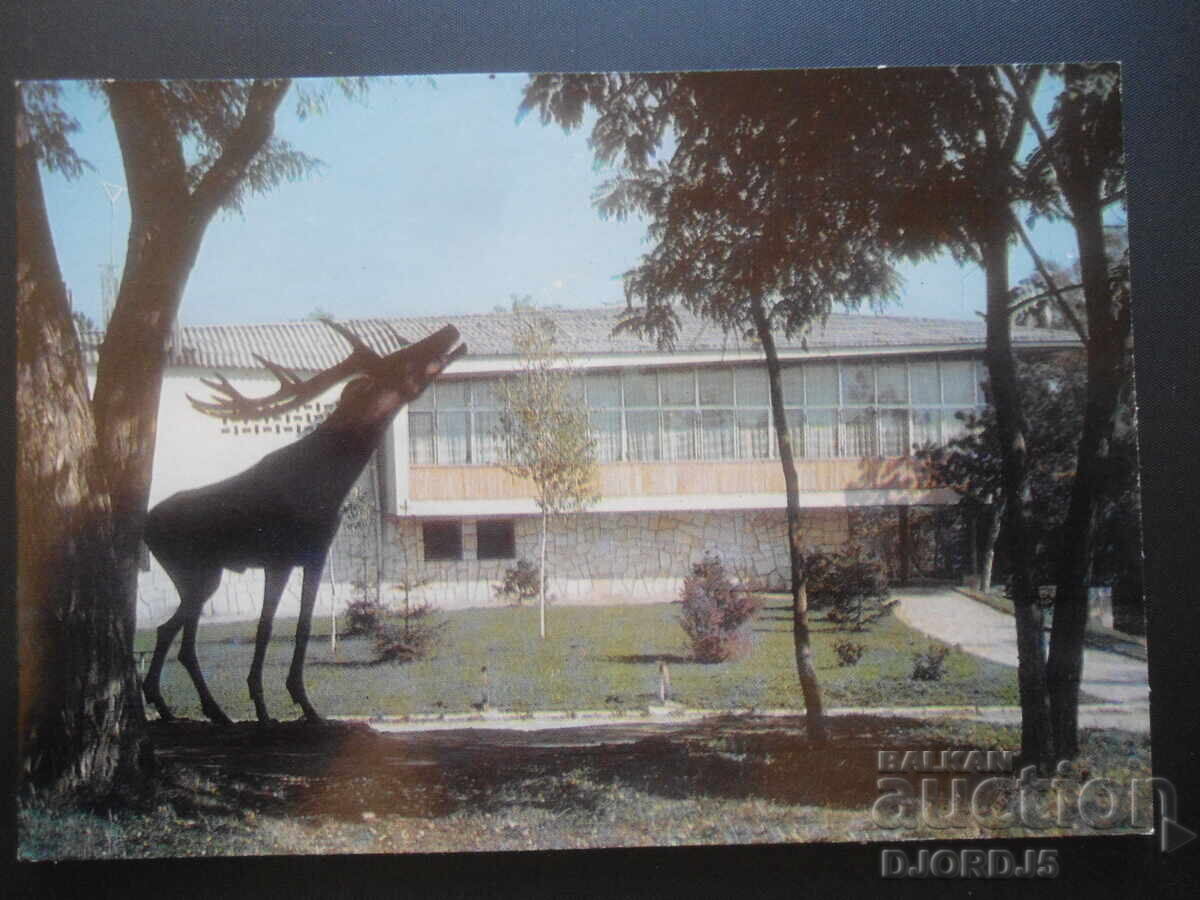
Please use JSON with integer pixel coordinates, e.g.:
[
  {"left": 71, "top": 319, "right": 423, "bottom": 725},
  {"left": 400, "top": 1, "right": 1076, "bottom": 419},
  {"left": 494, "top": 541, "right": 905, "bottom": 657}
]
[
  {"left": 476, "top": 519, "right": 516, "bottom": 560},
  {"left": 422, "top": 521, "right": 463, "bottom": 561}
]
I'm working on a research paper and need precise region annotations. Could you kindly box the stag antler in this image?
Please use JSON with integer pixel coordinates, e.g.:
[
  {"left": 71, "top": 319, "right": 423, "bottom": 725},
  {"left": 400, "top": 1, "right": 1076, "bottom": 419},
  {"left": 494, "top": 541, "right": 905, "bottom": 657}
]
[{"left": 188, "top": 319, "right": 398, "bottom": 421}]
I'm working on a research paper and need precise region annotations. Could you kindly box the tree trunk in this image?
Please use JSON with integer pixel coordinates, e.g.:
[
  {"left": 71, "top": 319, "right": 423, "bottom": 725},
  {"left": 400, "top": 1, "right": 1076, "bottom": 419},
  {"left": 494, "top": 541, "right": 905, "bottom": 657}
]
[
  {"left": 16, "top": 97, "right": 150, "bottom": 798},
  {"left": 751, "top": 299, "right": 827, "bottom": 743},
  {"left": 897, "top": 506, "right": 912, "bottom": 585},
  {"left": 980, "top": 214, "right": 1052, "bottom": 766},
  {"left": 92, "top": 80, "right": 292, "bottom": 636},
  {"left": 1046, "top": 72, "right": 1130, "bottom": 759},
  {"left": 981, "top": 501, "right": 1003, "bottom": 593},
  {"left": 539, "top": 508, "right": 549, "bottom": 639}
]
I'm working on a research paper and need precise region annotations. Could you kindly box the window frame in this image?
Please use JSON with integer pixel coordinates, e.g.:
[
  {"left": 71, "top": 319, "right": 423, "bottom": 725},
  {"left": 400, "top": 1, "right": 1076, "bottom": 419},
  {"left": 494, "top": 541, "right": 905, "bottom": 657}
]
[
  {"left": 421, "top": 520, "right": 463, "bottom": 562},
  {"left": 476, "top": 519, "right": 516, "bottom": 560}
]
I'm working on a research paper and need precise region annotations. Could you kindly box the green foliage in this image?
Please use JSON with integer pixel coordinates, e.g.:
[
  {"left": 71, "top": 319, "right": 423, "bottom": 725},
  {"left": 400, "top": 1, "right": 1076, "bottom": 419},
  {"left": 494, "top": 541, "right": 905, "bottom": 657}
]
[
  {"left": 804, "top": 545, "right": 895, "bottom": 632},
  {"left": 495, "top": 559, "right": 542, "bottom": 606},
  {"left": 343, "top": 596, "right": 387, "bottom": 637},
  {"left": 497, "top": 314, "right": 599, "bottom": 515},
  {"left": 911, "top": 645, "right": 953, "bottom": 681},
  {"left": 678, "top": 555, "right": 762, "bottom": 663},
  {"left": 373, "top": 601, "right": 447, "bottom": 664},
  {"left": 917, "top": 350, "right": 1140, "bottom": 589},
  {"left": 834, "top": 641, "right": 865, "bottom": 667}
]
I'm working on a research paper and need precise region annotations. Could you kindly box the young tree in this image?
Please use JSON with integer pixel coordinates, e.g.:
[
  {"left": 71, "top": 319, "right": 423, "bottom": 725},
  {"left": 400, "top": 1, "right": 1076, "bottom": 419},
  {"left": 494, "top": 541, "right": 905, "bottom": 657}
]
[
  {"left": 16, "top": 79, "right": 347, "bottom": 797},
  {"left": 497, "top": 314, "right": 600, "bottom": 638}
]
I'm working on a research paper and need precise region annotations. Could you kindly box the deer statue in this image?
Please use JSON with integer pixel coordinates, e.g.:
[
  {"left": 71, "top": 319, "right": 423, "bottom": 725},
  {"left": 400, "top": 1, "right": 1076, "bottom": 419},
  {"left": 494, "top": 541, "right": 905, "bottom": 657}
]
[{"left": 142, "top": 319, "right": 466, "bottom": 725}]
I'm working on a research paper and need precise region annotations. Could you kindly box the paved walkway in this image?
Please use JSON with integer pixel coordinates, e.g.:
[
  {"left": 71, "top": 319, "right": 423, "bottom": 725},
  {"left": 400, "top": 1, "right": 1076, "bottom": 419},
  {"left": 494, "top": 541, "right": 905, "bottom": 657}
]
[{"left": 892, "top": 585, "right": 1150, "bottom": 730}]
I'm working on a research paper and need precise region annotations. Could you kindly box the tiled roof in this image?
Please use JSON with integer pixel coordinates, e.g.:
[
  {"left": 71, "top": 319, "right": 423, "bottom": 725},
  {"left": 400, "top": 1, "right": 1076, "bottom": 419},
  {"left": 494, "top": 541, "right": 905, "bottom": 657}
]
[{"left": 81, "top": 305, "right": 1078, "bottom": 372}]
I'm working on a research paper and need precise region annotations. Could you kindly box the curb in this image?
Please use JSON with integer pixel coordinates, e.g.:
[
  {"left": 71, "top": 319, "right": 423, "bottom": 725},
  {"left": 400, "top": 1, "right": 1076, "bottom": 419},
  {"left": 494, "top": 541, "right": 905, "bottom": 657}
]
[{"left": 337, "top": 701, "right": 1149, "bottom": 734}]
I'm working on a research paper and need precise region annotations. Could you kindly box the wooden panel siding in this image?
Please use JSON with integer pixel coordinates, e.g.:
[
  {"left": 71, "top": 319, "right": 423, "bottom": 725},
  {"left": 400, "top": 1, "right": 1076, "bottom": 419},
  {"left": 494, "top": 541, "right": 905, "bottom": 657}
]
[{"left": 408, "top": 458, "right": 936, "bottom": 502}]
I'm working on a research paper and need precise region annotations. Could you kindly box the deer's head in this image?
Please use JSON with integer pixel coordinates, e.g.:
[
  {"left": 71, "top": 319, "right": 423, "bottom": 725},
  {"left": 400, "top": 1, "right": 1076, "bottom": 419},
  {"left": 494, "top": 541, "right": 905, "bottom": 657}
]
[{"left": 189, "top": 319, "right": 467, "bottom": 425}]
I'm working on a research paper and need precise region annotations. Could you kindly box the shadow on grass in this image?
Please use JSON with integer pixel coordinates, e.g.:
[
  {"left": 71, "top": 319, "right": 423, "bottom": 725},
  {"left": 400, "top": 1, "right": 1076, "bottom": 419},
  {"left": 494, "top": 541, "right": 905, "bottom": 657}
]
[{"left": 143, "top": 713, "right": 1034, "bottom": 823}]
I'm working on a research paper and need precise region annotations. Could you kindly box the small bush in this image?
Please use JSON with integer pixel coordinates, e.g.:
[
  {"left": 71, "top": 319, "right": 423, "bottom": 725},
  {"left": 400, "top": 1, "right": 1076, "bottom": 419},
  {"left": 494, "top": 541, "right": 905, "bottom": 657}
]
[
  {"left": 679, "top": 554, "right": 761, "bottom": 663},
  {"left": 805, "top": 544, "right": 895, "bottom": 631},
  {"left": 834, "top": 640, "right": 866, "bottom": 667},
  {"left": 495, "top": 559, "right": 542, "bottom": 606},
  {"left": 343, "top": 596, "right": 387, "bottom": 636},
  {"left": 373, "top": 601, "right": 447, "bottom": 663},
  {"left": 911, "top": 644, "right": 953, "bottom": 681}
]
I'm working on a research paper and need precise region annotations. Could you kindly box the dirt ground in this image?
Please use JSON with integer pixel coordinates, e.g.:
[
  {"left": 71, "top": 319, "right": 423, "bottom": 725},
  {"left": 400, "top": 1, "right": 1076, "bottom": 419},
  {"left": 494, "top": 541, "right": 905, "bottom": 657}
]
[{"left": 146, "top": 714, "right": 894, "bottom": 822}]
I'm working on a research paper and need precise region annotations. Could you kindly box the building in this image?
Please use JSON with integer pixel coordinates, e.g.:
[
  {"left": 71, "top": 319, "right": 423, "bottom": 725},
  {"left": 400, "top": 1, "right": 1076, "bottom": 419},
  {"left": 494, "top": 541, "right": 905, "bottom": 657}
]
[{"left": 87, "top": 306, "right": 1078, "bottom": 625}]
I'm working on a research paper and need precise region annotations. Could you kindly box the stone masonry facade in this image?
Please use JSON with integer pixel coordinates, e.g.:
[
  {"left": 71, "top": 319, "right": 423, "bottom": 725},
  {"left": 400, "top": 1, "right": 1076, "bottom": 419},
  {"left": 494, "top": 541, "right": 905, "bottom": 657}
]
[
  {"left": 385, "top": 508, "right": 851, "bottom": 610},
  {"left": 134, "top": 506, "right": 850, "bottom": 624}
]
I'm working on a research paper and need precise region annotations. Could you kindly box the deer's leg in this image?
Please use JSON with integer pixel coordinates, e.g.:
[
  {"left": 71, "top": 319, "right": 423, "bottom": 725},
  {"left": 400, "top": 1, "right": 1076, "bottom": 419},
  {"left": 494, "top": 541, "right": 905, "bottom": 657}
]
[
  {"left": 247, "top": 565, "right": 290, "bottom": 724},
  {"left": 173, "top": 567, "right": 230, "bottom": 724},
  {"left": 144, "top": 607, "right": 188, "bottom": 721},
  {"left": 286, "top": 559, "right": 326, "bottom": 723}
]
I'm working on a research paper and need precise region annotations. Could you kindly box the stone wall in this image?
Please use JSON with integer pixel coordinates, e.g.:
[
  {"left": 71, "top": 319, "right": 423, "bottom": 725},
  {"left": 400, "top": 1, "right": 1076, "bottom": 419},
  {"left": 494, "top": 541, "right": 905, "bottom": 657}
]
[
  {"left": 384, "top": 507, "right": 850, "bottom": 610},
  {"left": 135, "top": 506, "right": 851, "bottom": 624}
]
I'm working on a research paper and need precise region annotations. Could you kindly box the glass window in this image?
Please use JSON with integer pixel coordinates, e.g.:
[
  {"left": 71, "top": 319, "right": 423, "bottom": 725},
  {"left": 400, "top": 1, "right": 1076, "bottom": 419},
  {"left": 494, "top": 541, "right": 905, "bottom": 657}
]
[
  {"left": 878, "top": 408, "right": 909, "bottom": 457},
  {"left": 590, "top": 410, "right": 622, "bottom": 462},
  {"left": 473, "top": 410, "right": 505, "bottom": 464},
  {"left": 941, "top": 360, "right": 977, "bottom": 405},
  {"left": 910, "top": 361, "right": 941, "bottom": 404},
  {"left": 841, "top": 408, "right": 876, "bottom": 456},
  {"left": 737, "top": 409, "right": 771, "bottom": 459},
  {"left": 698, "top": 369, "right": 734, "bottom": 406},
  {"left": 626, "top": 410, "right": 660, "bottom": 460},
  {"left": 476, "top": 520, "right": 516, "bottom": 560},
  {"left": 437, "top": 380, "right": 469, "bottom": 409},
  {"left": 586, "top": 373, "right": 621, "bottom": 408},
  {"left": 623, "top": 370, "right": 658, "bottom": 407},
  {"left": 876, "top": 362, "right": 909, "bottom": 404},
  {"left": 409, "top": 411, "right": 435, "bottom": 464},
  {"left": 422, "top": 521, "right": 462, "bottom": 561},
  {"left": 804, "top": 409, "right": 837, "bottom": 458},
  {"left": 436, "top": 411, "right": 470, "bottom": 463},
  {"left": 911, "top": 408, "right": 941, "bottom": 449},
  {"left": 735, "top": 368, "right": 769, "bottom": 406},
  {"left": 700, "top": 410, "right": 736, "bottom": 460},
  {"left": 661, "top": 369, "right": 695, "bottom": 406},
  {"left": 780, "top": 365, "right": 804, "bottom": 405},
  {"left": 472, "top": 379, "right": 501, "bottom": 409},
  {"left": 663, "top": 410, "right": 698, "bottom": 460},
  {"left": 841, "top": 363, "right": 874, "bottom": 405},
  {"left": 805, "top": 363, "right": 839, "bottom": 405}
]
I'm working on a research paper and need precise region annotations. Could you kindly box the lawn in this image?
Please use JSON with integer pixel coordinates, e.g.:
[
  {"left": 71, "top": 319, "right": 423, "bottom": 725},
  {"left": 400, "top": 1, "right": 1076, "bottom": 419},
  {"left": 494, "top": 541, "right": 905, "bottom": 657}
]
[{"left": 135, "top": 598, "right": 1022, "bottom": 722}]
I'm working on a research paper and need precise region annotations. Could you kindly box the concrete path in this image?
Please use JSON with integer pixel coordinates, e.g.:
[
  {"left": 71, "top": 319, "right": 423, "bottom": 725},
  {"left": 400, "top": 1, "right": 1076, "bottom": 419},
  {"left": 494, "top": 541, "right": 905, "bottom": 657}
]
[{"left": 892, "top": 585, "right": 1150, "bottom": 729}]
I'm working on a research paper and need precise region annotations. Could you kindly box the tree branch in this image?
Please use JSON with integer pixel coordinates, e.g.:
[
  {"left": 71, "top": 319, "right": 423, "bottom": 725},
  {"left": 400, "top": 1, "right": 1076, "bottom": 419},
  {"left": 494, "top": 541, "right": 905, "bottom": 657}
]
[
  {"left": 1007, "top": 208, "right": 1088, "bottom": 342},
  {"left": 189, "top": 79, "right": 292, "bottom": 223}
]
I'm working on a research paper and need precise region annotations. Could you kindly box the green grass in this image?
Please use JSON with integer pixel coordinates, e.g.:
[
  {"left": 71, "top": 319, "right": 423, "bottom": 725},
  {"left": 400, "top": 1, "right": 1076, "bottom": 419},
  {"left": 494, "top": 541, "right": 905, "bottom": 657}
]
[{"left": 136, "top": 599, "right": 1022, "bottom": 721}]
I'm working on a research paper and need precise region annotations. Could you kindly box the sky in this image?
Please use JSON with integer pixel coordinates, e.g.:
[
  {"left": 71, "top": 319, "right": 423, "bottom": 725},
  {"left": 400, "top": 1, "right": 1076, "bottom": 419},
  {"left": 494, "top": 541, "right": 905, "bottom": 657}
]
[{"left": 39, "top": 73, "right": 1104, "bottom": 330}]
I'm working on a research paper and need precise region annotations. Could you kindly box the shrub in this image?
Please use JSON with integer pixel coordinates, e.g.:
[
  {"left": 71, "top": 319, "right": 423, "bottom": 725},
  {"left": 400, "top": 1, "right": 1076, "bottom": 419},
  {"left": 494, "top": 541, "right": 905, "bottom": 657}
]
[
  {"left": 679, "top": 554, "right": 761, "bottom": 663},
  {"left": 343, "top": 596, "right": 387, "bottom": 636},
  {"left": 373, "top": 601, "right": 447, "bottom": 663},
  {"left": 911, "top": 644, "right": 953, "bottom": 681},
  {"left": 834, "top": 640, "right": 866, "bottom": 667},
  {"left": 495, "top": 559, "right": 542, "bottom": 606},
  {"left": 805, "top": 544, "right": 895, "bottom": 631}
]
